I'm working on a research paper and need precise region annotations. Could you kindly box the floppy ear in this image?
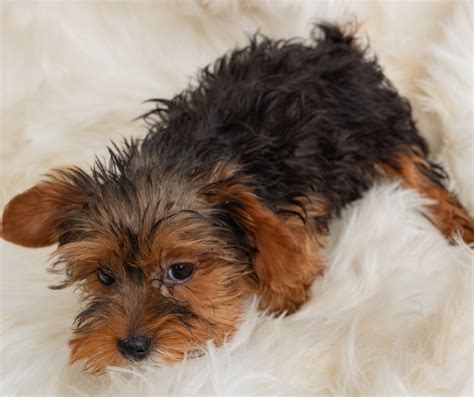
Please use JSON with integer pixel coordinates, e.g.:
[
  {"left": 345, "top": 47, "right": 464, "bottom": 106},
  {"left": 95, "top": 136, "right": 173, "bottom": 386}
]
[
  {"left": 221, "top": 183, "right": 324, "bottom": 314},
  {"left": 1, "top": 172, "right": 87, "bottom": 248}
]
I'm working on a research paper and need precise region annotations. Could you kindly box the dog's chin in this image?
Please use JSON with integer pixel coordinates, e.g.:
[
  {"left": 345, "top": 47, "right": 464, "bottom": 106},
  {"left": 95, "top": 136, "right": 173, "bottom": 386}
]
[
  {"left": 71, "top": 349, "right": 208, "bottom": 375},
  {"left": 70, "top": 347, "right": 154, "bottom": 375}
]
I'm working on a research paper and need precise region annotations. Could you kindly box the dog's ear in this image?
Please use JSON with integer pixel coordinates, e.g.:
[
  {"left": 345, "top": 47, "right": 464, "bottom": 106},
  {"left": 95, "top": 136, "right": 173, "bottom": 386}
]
[
  {"left": 216, "top": 183, "right": 324, "bottom": 314},
  {"left": 1, "top": 171, "right": 87, "bottom": 248}
]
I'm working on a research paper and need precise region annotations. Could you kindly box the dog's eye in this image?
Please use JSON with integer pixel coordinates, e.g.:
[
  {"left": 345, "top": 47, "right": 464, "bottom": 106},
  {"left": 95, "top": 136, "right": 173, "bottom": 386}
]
[
  {"left": 168, "top": 263, "right": 194, "bottom": 282},
  {"left": 97, "top": 268, "right": 115, "bottom": 286}
]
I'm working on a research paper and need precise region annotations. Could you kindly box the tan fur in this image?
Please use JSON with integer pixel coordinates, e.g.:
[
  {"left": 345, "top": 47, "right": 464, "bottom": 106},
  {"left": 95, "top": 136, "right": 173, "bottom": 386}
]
[
  {"left": 221, "top": 183, "right": 325, "bottom": 314},
  {"left": 1, "top": 172, "right": 86, "bottom": 247},
  {"left": 60, "top": 170, "right": 327, "bottom": 373},
  {"left": 59, "top": 197, "right": 252, "bottom": 373},
  {"left": 379, "top": 149, "right": 474, "bottom": 244}
]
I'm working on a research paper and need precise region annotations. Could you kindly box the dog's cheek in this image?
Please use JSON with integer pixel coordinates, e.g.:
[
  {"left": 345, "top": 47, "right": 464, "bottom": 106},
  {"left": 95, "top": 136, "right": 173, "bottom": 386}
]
[
  {"left": 171, "top": 265, "right": 250, "bottom": 324},
  {"left": 150, "top": 315, "right": 237, "bottom": 364},
  {"left": 148, "top": 318, "right": 201, "bottom": 363},
  {"left": 69, "top": 311, "right": 127, "bottom": 373}
]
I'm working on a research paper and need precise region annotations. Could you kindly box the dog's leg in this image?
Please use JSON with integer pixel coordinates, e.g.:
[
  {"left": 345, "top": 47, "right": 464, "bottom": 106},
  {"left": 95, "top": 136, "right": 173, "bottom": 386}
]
[{"left": 379, "top": 148, "right": 474, "bottom": 244}]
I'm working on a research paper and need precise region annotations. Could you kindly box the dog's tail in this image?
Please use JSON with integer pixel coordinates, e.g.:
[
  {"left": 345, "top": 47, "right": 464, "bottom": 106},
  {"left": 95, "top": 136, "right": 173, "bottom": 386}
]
[{"left": 311, "top": 22, "right": 358, "bottom": 44}]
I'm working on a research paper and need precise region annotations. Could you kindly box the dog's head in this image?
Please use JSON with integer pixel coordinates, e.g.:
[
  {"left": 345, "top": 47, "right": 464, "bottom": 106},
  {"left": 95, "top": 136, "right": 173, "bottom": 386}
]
[{"left": 1, "top": 142, "right": 316, "bottom": 373}]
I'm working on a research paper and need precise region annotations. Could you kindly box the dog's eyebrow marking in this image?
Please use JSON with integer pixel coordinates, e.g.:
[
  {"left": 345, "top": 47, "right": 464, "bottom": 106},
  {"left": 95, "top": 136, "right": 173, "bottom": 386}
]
[
  {"left": 177, "top": 209, "right": 204, "bottom": 217},
  {"left": 149, "top": 212, "right": 179, "bottom": 236},
  {"left": 149, "top": 209, "right": 213, "bottom": 242},
  {"left": 158, "top": 299, "right": 197, "bottom": 321}
]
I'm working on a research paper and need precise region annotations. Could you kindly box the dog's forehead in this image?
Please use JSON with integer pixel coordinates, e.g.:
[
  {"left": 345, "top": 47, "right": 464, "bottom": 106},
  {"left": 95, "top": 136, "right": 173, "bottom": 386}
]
[
  {"left": 86, "top": 169, "right": 205, "bottom": 224},
  {"left": 62, "top": 199, "right": 218, "bottom": 274}
]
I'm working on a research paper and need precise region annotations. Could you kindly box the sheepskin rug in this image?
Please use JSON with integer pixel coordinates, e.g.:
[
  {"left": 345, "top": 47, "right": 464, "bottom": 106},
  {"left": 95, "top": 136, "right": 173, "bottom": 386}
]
[{"left": 1, "top": 1, "right": 473, "bottom": 395}]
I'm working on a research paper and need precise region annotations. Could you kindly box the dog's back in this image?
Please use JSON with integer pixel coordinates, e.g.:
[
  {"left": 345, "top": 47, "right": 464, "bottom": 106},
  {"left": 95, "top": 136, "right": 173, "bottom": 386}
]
[{"left": 142, "top": 24, "right": 473, "bottom": 240}]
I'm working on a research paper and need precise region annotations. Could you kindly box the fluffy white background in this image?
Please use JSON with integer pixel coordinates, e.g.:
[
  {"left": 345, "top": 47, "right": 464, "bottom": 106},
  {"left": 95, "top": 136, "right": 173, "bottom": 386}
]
[{"left": 1, "top": 1, "right": 473, "bottom": 395}]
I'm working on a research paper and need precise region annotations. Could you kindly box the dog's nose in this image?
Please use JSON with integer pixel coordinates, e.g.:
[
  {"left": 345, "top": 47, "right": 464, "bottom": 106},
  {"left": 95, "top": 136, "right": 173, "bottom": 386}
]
[{"left": 117, "top": 334, "right": 152, "bottom": 361}]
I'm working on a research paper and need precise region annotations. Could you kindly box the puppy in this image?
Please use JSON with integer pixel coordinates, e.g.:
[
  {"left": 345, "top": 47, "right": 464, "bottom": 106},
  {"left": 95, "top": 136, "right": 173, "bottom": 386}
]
[{"left": 2, "top": 25, "right": 473, "bottom": 373}]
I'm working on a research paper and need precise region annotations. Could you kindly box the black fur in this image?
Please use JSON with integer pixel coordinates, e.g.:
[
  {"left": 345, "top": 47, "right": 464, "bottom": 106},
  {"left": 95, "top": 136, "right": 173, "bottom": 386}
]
[
  {"left": 57, "top": 24, "right": 435, "bottom": 260},
  {"left": 139, "top": 24, "right": 429, "bottom": 228}
]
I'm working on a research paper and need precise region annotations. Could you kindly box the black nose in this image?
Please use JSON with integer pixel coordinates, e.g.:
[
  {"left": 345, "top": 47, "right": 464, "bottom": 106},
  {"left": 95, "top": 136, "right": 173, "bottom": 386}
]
[{"left": 117, "top": 334, "right": 152, "bottom": 361}]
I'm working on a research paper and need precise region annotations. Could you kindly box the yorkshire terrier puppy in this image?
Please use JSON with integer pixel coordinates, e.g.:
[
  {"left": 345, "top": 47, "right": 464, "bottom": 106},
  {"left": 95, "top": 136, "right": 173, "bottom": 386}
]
[{"left": 2, "top": 25, "right": 473, "bottom": 373}]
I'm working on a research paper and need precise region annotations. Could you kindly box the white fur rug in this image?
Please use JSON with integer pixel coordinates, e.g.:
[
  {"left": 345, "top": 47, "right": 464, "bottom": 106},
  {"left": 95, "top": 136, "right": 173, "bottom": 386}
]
[{"left": 1, "top": 1, "right": 473, "bottom": 395}]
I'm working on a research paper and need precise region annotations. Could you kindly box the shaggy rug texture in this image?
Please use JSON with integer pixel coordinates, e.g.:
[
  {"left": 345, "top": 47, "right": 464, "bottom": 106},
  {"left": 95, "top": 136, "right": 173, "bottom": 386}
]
[{"left": 1, "top": 1, "right": 472, "bottom": 395}]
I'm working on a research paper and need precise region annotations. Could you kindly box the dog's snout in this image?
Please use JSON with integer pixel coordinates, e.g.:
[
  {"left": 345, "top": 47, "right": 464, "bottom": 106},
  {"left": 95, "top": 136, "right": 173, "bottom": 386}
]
[{"left": 117, "top": 334, "right": 152, "bottom": 361}]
